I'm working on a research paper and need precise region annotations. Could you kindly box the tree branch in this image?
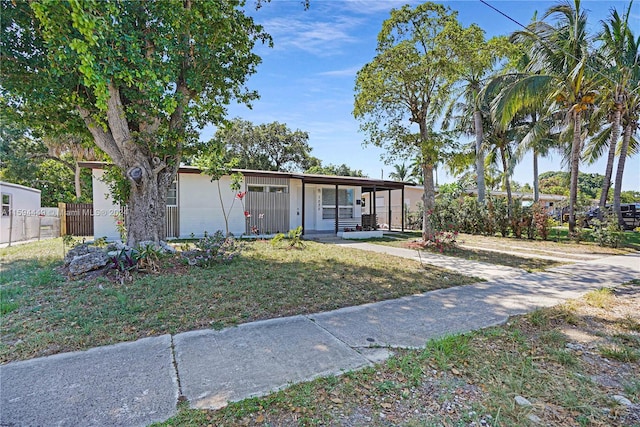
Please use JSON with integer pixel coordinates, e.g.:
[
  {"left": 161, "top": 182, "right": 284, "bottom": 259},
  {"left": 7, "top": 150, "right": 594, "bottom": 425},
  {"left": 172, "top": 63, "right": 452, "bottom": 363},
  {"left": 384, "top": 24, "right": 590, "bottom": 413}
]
[
  {"left": 77, "top": 105, "right": 125, "bottom": 166},
  {"left": 106, "top": 83, "right": 133, "bottom": 149},
  {"left": 27, "top": 153, "right": 75, "bottom": 172}
]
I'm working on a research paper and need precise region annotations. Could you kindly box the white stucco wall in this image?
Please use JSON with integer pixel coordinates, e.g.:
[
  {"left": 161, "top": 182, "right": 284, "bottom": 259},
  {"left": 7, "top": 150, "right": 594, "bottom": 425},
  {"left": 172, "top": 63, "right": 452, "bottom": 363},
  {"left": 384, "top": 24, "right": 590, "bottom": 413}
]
[
  {"left": 92, "top": 170, "right": 121, "bottom": 241},
  {"left": 0, "top": 181, "right": 42, "bottom": 243},
  {"left": 289, "top": 179, "right": 303, "bottom": 230},
  {"left": 179, "top": 173, "right": 246, "bottom": 237}
]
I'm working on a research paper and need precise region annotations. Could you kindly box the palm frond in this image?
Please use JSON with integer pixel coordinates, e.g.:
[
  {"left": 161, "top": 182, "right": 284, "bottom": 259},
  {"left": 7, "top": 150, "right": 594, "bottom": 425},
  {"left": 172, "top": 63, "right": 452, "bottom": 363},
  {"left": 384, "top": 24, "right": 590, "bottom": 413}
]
[
  {"left": 491, "top": 74, "right": 553, "bottom": 128},
  {"left": 583, "top": 125, "right": 614, "bottom": 164}
]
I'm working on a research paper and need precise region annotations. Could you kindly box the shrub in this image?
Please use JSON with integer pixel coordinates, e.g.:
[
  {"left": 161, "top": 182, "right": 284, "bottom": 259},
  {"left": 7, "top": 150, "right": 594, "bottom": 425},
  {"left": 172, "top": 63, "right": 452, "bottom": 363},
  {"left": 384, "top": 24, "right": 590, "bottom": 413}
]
[
  {"left": 135, "top": 243, "right": 164, "bottom": 272},
  {"left": 591, "top": 217, "right": 623, "bottom": 248},
  {"left": 406, "top": 201, "right": 424, "bottom": 230},
  {"left": 272, "top": 226, "right": 305, "bottom": 249},
  {"left": 491, "top": 197, "right": 510, "bottom": 237},
  {"left": 182, "top": 230, "right": 242, "bottom": 266},
  {"left": 110, "top": 248, "right": 138, "bottom": 283},
  {"left": 458, "top": 197, "right": 486, "bottom": 234},
  {"left": 532, "top": 202, "right": 553, "bottom": 240},
  {"left": 509, "top": 201, "right": 525, "bottom": 238},
  {"left": 424, "top": 230, "right": 458, "bottom": 253}
]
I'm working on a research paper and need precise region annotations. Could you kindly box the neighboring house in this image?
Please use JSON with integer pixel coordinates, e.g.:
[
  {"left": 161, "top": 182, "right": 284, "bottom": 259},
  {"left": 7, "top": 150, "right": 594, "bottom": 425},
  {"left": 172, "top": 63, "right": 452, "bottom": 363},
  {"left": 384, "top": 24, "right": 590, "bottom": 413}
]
[
  {"left": 80, "top": 162, "right": 413, "bottom": 240},
  {"left": 463, "top": 189, "right": 567, "bottom": 215},
  {"left": 0, "top": 181, "right": 43, "bottom": 244}
]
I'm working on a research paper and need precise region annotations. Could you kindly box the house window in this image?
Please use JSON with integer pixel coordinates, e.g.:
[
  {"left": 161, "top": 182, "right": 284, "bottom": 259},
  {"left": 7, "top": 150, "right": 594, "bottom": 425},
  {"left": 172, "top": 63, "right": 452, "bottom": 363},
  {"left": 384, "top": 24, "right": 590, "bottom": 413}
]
[
  {"left": 166, "top": 181, "right": 177, "bottom": 206},
  {"left": 322, "top": 188, "right": 354, "bottom": 219},
  {"left": 1, "top": 193, "right": 11, "bottom": 216},
  {"left": 248, "top": 185, "right": 288, "bottom": 193},
  {"left": 268, "top": 186, "right": 288, "bottom": 193}
]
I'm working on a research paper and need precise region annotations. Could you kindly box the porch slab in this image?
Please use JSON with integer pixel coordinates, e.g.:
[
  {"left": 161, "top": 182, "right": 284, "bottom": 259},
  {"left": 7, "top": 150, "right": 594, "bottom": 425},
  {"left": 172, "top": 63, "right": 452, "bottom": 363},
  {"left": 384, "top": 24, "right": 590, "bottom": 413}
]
[{"left": 338, "top": 230, "right": 384, "bottom": 239}]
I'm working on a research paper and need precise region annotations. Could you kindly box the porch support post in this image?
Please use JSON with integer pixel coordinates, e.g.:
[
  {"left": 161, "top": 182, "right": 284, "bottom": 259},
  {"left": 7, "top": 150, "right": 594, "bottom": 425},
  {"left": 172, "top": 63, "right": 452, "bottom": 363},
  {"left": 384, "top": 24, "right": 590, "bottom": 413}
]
[
  {"left": 301, "top": 180, "right": 305, "bottom": 235},
  {"left": 401, "top": 186, "right": 405, "bottom": 232},
  {"left": 369, "top": 191, "right": 372, "bottom": 215},
  {"left": 334, "top": 184, "right": 339, "bottom": 234},
  {"left": 372, "top": 185, "right": 377, "bottom": 229},
  {"left": 388, "top": 189, "right": 392, "bottom": 231}
]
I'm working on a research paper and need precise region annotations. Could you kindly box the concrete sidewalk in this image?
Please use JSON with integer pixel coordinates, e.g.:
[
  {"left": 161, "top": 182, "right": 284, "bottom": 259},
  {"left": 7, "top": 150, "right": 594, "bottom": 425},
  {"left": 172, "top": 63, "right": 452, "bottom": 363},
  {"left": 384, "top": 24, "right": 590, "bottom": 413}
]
[{"left": 1, "top": 252, "right": 638, "bottom": 427}]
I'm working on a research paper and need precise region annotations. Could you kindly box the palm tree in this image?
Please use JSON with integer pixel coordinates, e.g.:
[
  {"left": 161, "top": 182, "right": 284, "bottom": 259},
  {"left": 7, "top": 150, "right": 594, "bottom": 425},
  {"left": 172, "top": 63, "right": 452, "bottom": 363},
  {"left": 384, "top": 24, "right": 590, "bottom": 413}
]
[
  {"left": 598, "top": 4, "right": 639, "bottom": 227},
  {"left": 388, "top": 163, "right": 414, "bottom": 183},
  {"left": 585, "top": 4, "right": 636, "bottom": 219},
  {"left": 444, "top": 26, "right": 512, "bottom": 203},
  {"left": 485, "top": 123, "right": 519, "bottom": 209},
  {"left": 489, "top": 71, "right": 558, "bottom": 204},
  {"left": 614, "top": 37, "right": 640, "bottom": 227},
  {"left": 493, "top": 0, "right": 600, "bottom": 233}
]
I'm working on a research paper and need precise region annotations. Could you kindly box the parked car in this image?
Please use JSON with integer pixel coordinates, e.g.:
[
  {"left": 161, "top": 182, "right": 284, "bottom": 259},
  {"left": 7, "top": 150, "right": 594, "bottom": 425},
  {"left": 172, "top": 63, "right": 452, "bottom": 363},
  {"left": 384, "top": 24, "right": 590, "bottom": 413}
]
[{"left": 583, "top": 203, "right": 640, "bottom": 230}]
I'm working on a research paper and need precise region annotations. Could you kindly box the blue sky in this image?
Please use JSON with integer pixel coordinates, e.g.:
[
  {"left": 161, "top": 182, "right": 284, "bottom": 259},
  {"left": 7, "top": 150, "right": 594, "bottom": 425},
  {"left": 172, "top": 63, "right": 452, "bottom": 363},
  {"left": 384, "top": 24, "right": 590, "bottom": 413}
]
[{"left": 203, "top": 0, "right": 640, "bottom": 191}]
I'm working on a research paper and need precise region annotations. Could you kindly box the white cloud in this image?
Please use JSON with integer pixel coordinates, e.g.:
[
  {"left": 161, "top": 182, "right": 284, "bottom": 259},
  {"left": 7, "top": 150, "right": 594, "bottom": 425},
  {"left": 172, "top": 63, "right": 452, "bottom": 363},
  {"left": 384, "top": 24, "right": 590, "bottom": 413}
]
[
  {"left": 336, "top": 0, "right": 415, "bottom": 15},
  {"left": 317, "top": 65, "right": 362, "bottom": 77},
  {"left": 261, "top": 14, "right": 364, "bottom": 56}
]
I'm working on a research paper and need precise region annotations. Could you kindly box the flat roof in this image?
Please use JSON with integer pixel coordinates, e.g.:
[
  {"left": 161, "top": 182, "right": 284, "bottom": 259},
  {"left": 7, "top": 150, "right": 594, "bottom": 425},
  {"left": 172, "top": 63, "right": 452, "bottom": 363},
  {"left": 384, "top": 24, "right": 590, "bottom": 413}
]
[
  {"left": 0, "top": 181, "right": 41, "bottom": 194},
  {"left": 78, "top": 162, "right": 413, "bottom": 191}
]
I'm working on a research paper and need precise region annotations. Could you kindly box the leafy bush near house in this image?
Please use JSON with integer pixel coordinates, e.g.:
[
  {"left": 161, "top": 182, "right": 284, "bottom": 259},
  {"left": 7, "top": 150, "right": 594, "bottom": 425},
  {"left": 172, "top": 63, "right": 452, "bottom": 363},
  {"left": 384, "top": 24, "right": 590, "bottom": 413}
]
[
  {"left": 509, "top": 201, "right": 535, "bottom": 239},
  {"left": 182, "top": 231, "right": 243, "bottom": 266},
  {"left": 487, "top": 197, "right": 509, "bottom": 237},
  {"left": 428, "top": 195, "right": 555, "bottom": 240},
  {"left": 405, "top": 201, "right": 425, "bottom": 230},
  {"left": 590, "top": 217, "right": 624, "bottom": 248},
  {"left": 458, "top": 197, "right": 486, "bottom": 234},
  {"left": 271, "top": 226, "right": 305, "bottom": 249},
  {"left": 532, "top": 202, "right": 553, "bottom": 240},
  {"left": 423, "top": 230, "right": 458, "bottom": 253}
]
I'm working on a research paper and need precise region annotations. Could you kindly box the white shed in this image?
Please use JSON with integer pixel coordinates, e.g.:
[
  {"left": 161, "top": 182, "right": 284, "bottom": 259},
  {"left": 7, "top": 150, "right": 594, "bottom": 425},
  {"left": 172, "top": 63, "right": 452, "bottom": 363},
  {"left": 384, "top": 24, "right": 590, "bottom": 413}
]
[{"left": 0, "top": 181, "right": 43, "bottom": 244}]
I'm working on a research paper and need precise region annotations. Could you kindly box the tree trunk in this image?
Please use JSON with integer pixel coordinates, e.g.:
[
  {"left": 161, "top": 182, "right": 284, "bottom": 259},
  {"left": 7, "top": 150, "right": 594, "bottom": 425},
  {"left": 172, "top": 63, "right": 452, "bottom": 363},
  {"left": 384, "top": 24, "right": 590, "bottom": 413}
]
[
  {"left": 500, "top": 146, "right": 512, "bottom": 209},
  {"left": 598, "top": 106, "right": 622, "bottom": 218},
  {"left": 421, "top": 162, "right": 435, "bottom": 241},
  {"left": 533, "top": 149, "right": 539, "bottom": 203},
  {"left": 568, "top": 111, "right": 582, "bottom": 233},
  {"left": 127, "top": 173, "right": 164, "bottom": 246},
  {"left": 474, "top": 109, "right": 486, "bottom": 203},
  {"left": 78, "top": 84, "right": 182, "bottom": 247},
  {"left": 613, "top": 123, "right": 631, "bottom": 228},
  {"left": 419, "top": 121, "right": 436, "bottom": 241},
  {"left": 74, "top": 163, "right": 82, "bottom": 200}
]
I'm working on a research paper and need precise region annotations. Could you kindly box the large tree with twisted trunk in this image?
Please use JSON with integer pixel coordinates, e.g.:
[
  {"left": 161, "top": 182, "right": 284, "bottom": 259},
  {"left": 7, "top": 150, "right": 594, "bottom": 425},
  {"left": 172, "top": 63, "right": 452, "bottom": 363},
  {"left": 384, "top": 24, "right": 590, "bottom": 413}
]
[{"left": 1, "top": 0, "right": 268, "bottom": 246}]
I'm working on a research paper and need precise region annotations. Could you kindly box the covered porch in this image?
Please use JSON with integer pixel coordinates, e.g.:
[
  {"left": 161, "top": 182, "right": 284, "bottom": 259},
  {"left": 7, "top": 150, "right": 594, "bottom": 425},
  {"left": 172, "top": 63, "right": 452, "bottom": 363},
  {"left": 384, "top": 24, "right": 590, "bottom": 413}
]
[{"left": 294, "top": 173, "right": 411, "bottom": 236}]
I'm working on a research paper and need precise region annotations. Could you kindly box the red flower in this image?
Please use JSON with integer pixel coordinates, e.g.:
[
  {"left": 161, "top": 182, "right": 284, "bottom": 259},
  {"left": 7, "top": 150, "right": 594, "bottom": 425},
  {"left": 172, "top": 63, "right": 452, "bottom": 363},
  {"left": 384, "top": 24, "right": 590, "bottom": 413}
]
[
  {"left": 236, "top": 191, "right": 247, "bottom": 200},
  {"left": 244, "top": 211, "right": 251, "bottom": 218}
]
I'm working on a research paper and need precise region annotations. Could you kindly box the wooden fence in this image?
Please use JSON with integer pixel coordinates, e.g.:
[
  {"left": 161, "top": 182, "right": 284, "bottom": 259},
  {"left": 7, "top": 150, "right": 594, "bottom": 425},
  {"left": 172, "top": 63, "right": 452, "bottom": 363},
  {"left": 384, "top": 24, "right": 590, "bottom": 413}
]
[{"left": 59, "top": 202, "right": 94, "bottom": 237}]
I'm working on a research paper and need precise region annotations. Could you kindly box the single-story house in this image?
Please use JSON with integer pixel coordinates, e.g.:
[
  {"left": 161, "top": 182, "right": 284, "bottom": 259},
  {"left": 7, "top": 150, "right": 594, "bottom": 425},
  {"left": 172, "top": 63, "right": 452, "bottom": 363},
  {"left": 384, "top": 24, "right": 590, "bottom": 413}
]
[
  {"left": 79, "top": 162, "right": 414, "bottom": 240},
  {"left": 1, "top": 181, "right": 42, "bottom": 244}
]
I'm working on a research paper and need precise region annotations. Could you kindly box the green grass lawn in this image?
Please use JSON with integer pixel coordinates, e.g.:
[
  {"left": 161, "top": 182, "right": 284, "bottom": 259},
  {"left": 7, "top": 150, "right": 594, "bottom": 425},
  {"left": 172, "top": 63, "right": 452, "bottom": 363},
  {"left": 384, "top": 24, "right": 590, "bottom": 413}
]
[{"left": 0, "top": 238, "right": 479, "bottom": 363}]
